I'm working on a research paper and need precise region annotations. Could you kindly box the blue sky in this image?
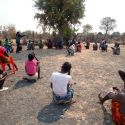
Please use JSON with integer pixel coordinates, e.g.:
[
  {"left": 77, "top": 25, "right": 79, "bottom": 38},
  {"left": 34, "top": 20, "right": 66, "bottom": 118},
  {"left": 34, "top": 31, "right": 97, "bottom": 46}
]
[{"left": 0, "top": 0, "right": 125, "bottom": 33}]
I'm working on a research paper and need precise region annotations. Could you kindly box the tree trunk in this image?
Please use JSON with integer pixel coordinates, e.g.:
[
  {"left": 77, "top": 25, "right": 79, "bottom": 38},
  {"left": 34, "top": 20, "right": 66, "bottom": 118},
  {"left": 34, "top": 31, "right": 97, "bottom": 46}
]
[{"left": 58, "top": 28, "right": 63, "bottom": 41}]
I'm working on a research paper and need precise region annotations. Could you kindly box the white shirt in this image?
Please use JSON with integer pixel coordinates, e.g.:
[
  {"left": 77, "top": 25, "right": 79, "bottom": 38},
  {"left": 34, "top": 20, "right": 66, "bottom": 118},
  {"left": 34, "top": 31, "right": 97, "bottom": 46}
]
[
  {"left": 69, "top": 44, "right": 75, "bottom": 52},
  {"left": 50, "top": 72, "right": 72, "bottom": 96}
]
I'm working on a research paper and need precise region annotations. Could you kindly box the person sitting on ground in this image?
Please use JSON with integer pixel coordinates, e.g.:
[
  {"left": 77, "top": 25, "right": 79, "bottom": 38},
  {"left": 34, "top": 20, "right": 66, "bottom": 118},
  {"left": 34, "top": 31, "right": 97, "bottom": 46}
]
[
  {"left": 0, "top": 69, "right": 8, "bottom": 91},
  {"left": 27, "top": 40, "right": 34, "bottom": 50},
  {"left": 98, "top": 71, "right": 125, "bottom": 125},
  {"left": 3, "top": 38, "right": 13, "bottom": 53},
  {"left": 67, "top": 43, "right": 76, "bottom": 56},
  {"left": 38, "top": 40, "right": 44, "bottom": 49},
  {"left": 76, "top": 41, "right": 82, "bottom": 52},
  {"left": 100, "top": 39, "right": 108, "bottom": 52},
  {"left": 46, "top": 39, "right": 53, "bottom": 49},
  {"left": 0, "top": 46, "right": 18, "bottom": 71},
  {"left": 50, "top": 62, "right": 75, "bottom": 104},
  {"left": 24, "top": 53, "right": 40, "bottom": 81},
  {"left": 111, "top": 40, "right": 120, "bottom": 55},
  {"left": 85, "top": 40, "right": 90, "bottom": 49},
  {"left": 93, "top": 42, "right": 98, "bottom": 51}
]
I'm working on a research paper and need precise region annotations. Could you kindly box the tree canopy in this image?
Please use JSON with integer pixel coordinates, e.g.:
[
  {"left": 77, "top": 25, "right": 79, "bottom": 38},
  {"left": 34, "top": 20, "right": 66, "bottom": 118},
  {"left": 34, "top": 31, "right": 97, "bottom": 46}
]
[
  {"left": 34, "top": 0, "right": 85, "bottom": 39},
  {"left": 83, "top": 24, "right": 92, "bottom": 33},
  {"left": 99, "top": 17, "right": 116, "bottom": 35}
]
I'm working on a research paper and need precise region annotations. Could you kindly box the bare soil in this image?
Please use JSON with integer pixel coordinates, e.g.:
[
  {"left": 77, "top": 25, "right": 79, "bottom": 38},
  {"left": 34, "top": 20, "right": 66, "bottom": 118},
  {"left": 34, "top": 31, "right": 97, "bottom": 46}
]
[{"left": 0, "top": 44, "right": 125, "bottom": 125}]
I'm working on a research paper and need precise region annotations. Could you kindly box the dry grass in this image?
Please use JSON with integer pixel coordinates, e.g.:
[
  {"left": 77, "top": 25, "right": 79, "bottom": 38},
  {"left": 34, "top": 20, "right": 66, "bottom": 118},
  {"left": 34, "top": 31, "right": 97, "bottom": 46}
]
[{"left": 0, "top": 44, "right": 125, "bottom": 125}]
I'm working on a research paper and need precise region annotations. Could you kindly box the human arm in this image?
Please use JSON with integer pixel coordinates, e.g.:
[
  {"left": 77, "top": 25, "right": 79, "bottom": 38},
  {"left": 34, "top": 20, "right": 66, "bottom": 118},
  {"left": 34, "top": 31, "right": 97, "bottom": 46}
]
[{"left": 98, "top": 90, "right": 122, "bottom": 104}]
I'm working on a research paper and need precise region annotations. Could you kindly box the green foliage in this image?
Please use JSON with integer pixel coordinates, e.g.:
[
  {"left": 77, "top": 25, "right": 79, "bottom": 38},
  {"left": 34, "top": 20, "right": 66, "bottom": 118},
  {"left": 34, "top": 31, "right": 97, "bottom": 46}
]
[
  {"left": 83, "top": 24, "right": 92, "bottom": 33},
  {"left": 99, "top": 17, "right": 116, "bottom": 35},
  {"left": 34, "top": 0, "right": 85, "bottom": 38},
  {"left": 111, "top": 32, "right": 120, "bottom": 40}
]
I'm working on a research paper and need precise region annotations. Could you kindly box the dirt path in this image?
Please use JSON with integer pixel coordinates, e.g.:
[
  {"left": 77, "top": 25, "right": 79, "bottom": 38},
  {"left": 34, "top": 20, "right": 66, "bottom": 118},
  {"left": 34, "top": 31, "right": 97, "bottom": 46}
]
[{"left": 0, "top": 45, "right": 125, "bottom": 125}]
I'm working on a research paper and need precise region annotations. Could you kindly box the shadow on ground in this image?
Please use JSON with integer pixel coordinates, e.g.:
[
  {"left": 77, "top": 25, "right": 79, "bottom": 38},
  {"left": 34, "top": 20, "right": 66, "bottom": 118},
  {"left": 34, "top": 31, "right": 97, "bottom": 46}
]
[
  {"left": 13, "top": 79, "right": 35, "bottom": 89},
  {"left": 37, "top": 102, "right": 70, "bottom": 123}
]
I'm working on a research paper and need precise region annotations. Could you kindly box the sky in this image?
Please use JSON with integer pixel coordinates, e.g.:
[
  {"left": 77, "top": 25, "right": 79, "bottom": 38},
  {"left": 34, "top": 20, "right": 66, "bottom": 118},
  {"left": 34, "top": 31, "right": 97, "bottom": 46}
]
[{"left": 0, "top": 0, "right": 125, "bottom": 33}]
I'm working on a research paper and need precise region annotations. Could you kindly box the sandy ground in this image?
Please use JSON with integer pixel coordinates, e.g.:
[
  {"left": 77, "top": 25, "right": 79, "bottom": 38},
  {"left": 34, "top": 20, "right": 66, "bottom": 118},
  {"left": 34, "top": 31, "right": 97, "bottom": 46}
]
[{"left": 0, "top": 44, "right": 125, "bottom": 125}]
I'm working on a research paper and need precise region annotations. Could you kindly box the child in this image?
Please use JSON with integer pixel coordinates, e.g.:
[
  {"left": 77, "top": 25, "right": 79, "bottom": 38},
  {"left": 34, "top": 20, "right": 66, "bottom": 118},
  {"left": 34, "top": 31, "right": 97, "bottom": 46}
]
[{"left": 24, "top": 53, "right": 40, "bottom": 80}]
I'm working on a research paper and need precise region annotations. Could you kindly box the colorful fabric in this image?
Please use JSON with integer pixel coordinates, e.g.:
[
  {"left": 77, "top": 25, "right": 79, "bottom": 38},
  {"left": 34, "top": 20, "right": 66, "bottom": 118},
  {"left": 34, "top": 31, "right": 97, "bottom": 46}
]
[
  {"left": 112, "top": 100, "right": 125, "bottom": 125},
  {"left": 0, "top": 46, "right": 6, "bottom": 53},
  {"left": 25, "top": 59, "right": 38, "bottom": 75},
  {"left": 3, "top": 39, "right": 11, "bottom": 46},
  {"left": 76, "top": 44, "right": 82, "bottom": 52},
  {"left": 0, "top": 51, "right": 9, "bottom": 63}
]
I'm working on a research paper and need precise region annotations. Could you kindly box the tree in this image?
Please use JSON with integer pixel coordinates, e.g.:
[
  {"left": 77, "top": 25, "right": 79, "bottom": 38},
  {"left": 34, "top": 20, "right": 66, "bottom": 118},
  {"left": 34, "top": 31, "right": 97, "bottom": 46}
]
[
  {"left": 34, "top": 0, "right": 85, "bottom": 40},
  {"left": 111, "top": 32, "right": 120, "bottom": 40},
  {"left": 83, "top": 24, "right": 92, "bottom": 33},
  {"left": 95, "top": 32, "right": 104, "bottom": 43},
  {"left": 2, "top": 24, "right": 16, "bottom": 39},
  {"left": 99, "top": 17, "right": 116, "bottom": 35}
]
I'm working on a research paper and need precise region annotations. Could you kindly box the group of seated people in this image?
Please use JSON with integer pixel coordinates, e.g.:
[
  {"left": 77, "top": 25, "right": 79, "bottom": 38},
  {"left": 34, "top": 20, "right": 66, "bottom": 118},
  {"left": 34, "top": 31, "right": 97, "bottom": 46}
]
[
  {"left": 1, "top": 40, "right": 125, "bottom": 124},
  {"left": 46, "top": 39, "right": 64, "bottom": 49},
  {"left": 1, "top": 53, "right": 125, "bottom": 124},
  {"left": 0, "top": 57, "right": 74, "bottom": 104},
  {"left": 67, "top": 41, "right": 82, "bottom": 56}
]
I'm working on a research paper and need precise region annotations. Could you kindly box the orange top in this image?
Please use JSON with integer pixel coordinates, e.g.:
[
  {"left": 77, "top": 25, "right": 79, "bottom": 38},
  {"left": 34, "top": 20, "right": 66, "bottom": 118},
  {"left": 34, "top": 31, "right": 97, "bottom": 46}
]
[{"left": 112, "top": 100, "right": 125, "bottom": 125}]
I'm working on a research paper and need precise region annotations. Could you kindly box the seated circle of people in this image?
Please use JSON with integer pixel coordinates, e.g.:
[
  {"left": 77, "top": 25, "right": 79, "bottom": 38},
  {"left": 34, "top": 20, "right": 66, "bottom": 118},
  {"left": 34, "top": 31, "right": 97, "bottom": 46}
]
[
  {"left": 50, "top": 62, "right": 75, "bottom": 104},
  {"left": 93, "top": 42, "right": 98, "bottom": 51},
  {"left": 111, "top": 40, "right": 120, "bottom": 55},
  {"left": 99, "top": 39, "right": 108, "bottom": 52},
  {"left": 24, "top": 53, "right": 40, "bottom": 81},
  {"left": 98, "top": 70, "right": 125, "bottom": 125},
  {"left": 0, "top": 69, "right": 8, "bottom": 91}
]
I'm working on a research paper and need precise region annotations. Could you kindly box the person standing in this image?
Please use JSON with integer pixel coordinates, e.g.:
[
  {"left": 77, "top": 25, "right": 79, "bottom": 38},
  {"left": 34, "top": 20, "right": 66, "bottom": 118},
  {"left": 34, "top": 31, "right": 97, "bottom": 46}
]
[{"left": 16, "top": 32, "right": 25, "bottom": 53}]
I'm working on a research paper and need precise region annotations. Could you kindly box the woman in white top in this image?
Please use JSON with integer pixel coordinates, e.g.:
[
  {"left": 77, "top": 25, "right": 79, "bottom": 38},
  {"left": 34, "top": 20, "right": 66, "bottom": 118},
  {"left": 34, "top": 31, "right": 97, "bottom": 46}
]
[{"left": 50, "top": 62, "right": 74, "bottom": 104}]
